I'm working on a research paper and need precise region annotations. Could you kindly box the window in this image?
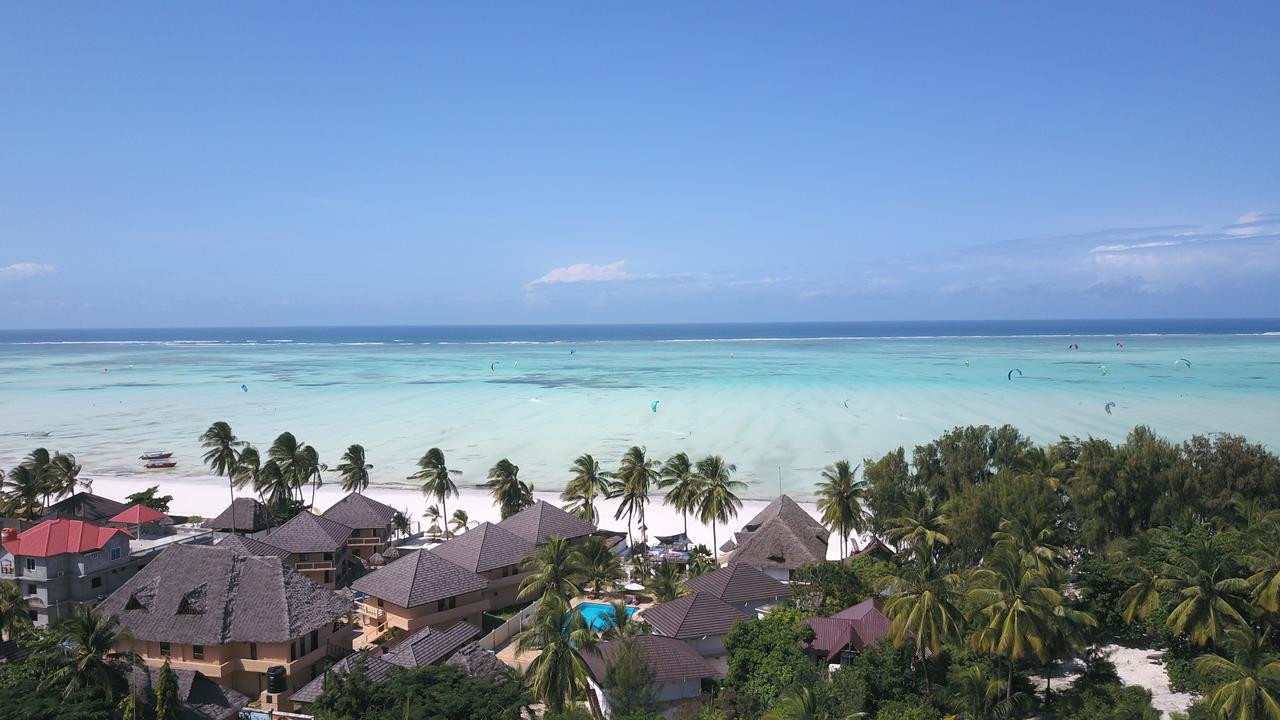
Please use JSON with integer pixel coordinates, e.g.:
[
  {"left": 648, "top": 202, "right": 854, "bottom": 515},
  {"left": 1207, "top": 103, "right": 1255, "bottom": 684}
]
[
  {"left": 249, "top": 643, "right": 258, "bottom": 660},
  {"left": 159, "top": 642, "right": 171, "bottom": 656},
  {"left": 91, "top": 576, "right": 102, "bottom": 589},
  {"left": 323, "top": 552, "right": 333, "bottom": 561},
  {"left": 436, "top": 596, "right": 457, "bottom": 613},
  {"left": 290, "top": 642, "right": 297, "bottom": 662},
  {"left": 25, "top": 584, "right": 36, "bottom": 596},
  {"left": 376, "top": 598, "right": 384, "bottom": 608},
  {"left": 310, "top": 630, "right": 318, "bottom": 651},
  {"left": 27, "top": 610, "right": 37, "bottom": 622},
  {"left": 299, "top": 553, "right": 309, "bottom": 562},
  {"left": 110, "top": 547, "right": 122, "bottom": 561},
  {"left": 25, "top": 559, "right": 35, "bottom": 572},
  {"left": 192, "top": 645, "right": 204, "bottom": 660},
  {"left": 323, "top": 570, "right": 332, "bottom": 585}
]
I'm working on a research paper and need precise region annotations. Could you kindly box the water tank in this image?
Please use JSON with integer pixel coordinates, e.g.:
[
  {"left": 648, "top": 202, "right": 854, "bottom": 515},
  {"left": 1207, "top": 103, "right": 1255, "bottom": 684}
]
[
  {"left": 266, "top": 665, "right": 287, "bottom": 694},
  {"left": 0, "top": 528, "right": 16, "bottom": 541}
]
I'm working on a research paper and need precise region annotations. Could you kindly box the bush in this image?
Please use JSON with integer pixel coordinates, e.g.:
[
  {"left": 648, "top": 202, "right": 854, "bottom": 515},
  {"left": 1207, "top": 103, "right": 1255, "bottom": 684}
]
[
  {"left": 875, "top": 696, "right": 942, "bottom": 720},
  {"left": 723, "top": 608, "right": 817, "bottom": 711}
]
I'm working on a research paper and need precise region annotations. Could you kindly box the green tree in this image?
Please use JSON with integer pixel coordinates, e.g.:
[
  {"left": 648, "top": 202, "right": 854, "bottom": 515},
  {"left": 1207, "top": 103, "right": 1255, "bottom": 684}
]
[
  {"left": 39, "top": 606, "right": 135, "bottom": 701},
  {"left": 154, "top": 658, "right": 178, "bottom": 720},
  {"left": 574, "top": 535, "right": 623, "bottom": 596},
  {"left": 486, "top": 458, "right": 532, "bottom": 519},
  {"left": 0, "top": 581, "right": 31, "bottom": 640},
  {"left": 695, "top": 456, "right": 745, "bottom": 563},
  {"left": 763, "top": 686, "right": 832, "bottom": 720},
  {"left": 816, "top": 459, "right": 868, "bottom": 559},
  {"left": 884, "top": 554, "right": 965, "bottom": 693},
  {"left": 967, "top": 541, "right": 1056, "bottom": 700},
  {"left": 334, "top": 443, "right": 373, "bottom": 494},
  {"left": 312, "top": 656, "right": 525, "bottom": 720},
  {"left": 562, "top": 454, "right": 610, "bottom": 525},
  {"left": 659, "top": 452, "right": 702, "bottom": 538},
  {"left": 2, "top": 464, "right": 43, "bottom": 520},
  {"left": 515, "top": 597, "right": 593, "bottom": 715},
  {"left": 519, "top": 536, "right": 584, "bottom": 604},
  {"left": 611, "top": 446, "right": 658, "bottom": 548},
  {"left": 450, "top": 509, "right": 471, "bottom": 535},
  {"left": 1194, "top": 626, "right": 1280, "bottom": 720},
  {"left": 266, "top": 431, "right": 310, "bottom": 504},
  {"left": 723, "top": 607, "right": 817, "bottom": 711},
  {"left": 297, "top": 443, "right": 327, "bottom": 507},
  {"left": 410, "top": 448, "right": 461, "bottom": 537},
  {"left": 602, "top": 636, "right": 658, "bottom": 717},
  {"left": 43, "top": 452, "right": 83, "bottom": 502},
  {"left": 1123, "top": 533, "right": 1251, "bottom": 646},
  {"left": 124, "top": 485, "right": 173, "bottom": 513},
  {"left": 945, "top": 664, "right": 1027, "bottom": 720},
  {"left": 199, "top": 421, "right": 245, "bottom": 532},
  {"left": 646, "top": 561, "right": 686, "bottom": 602}
]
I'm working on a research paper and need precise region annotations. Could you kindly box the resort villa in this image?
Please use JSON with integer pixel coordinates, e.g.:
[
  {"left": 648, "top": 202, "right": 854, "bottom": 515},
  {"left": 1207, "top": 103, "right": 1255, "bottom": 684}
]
[
  {"left": 718, "top": 495, "right": 830, "bottom": 581},
  {"left": 581, "top": 635, "right": 719, "bottom": 719},
  {"left": 0, "top": 518, "right": 135, "bottom": 626},
  {"left": 685, "top": 562, "right": 792, "bottom": 615},
  {"left": 351, "top": 548, "right": 490, "bottom": 640},
  {"left": 496, "top": 500, "right": 598, "bottom": 546},
  {"left": 319, "top": 492, "right": 400, "bottom": 565},
  {"left": 429, "top": 522, "right": 537, "bottom": 611},
  {"left": 804, "top": 597, "right": 893, "bottom": 665},
  {"left": 258, "top": 511, "right": 355, "bottom": 589},
  {"left": 641, "top": 591, "right": 748, "bottom": 658},
  {"left": 98, "top": 543, "right": 354, "bottom": 713}
]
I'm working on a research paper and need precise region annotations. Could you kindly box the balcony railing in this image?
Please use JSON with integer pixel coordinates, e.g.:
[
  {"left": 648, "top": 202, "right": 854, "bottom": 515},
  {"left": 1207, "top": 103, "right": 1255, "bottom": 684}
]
[
  {"left": 347, "top": 537, "right": 383, "bottom": 547},
  {"left": 292, "top": 561, "right": 336, "bottom": 571}
]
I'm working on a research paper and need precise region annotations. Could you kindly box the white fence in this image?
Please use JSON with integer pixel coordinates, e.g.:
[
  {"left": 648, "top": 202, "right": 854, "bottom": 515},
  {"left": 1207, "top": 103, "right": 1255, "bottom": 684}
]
[{"left": 478, "top": 602, "right": 539, "bottom": 651}]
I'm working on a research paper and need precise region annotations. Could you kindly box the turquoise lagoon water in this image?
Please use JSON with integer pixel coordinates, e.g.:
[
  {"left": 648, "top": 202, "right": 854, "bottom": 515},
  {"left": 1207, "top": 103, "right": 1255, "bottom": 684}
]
[
  {"left": 1, "top": 321, "right": 1278, "bottom": 500},
  {"left": 573, "top": 602, "right": 638, "bottom": 634}
]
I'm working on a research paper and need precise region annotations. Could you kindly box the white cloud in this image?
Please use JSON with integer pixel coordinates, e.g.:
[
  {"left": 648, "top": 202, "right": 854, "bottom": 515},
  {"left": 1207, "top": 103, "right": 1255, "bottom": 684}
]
[
  {"left": 527, "top": 260, "right": 629, "bottom": 286},
  {"left": 0, "top": 262, "right": 58, "bottom": 280},
  {"left": 1089, "top": 240, "right": 1182, "bottom": 253}
]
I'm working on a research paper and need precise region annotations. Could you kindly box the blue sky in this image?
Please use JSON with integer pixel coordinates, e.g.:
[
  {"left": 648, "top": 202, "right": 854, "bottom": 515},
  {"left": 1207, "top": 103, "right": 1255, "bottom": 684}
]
[{"left": 1, "top": 3, "right": 1277, "bottom": 328}]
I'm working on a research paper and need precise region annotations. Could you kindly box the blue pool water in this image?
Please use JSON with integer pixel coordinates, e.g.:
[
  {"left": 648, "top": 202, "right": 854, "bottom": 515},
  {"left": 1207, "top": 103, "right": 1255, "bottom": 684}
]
[{"left": 573, "top": 602, "right": 638, "bottom": 633}]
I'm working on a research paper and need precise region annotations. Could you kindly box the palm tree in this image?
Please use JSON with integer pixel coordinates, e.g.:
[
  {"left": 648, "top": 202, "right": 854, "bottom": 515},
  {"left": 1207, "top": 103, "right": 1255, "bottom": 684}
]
[
  {"left": 574, "top": 535, "right": 623, "bottom": 596},
  {"left": 22, "top": 448, "right": 52, "bottom": 507},
  {"left": 1042, "top": 601, "right": 1098, "bottom": 700},
  {"left": 967, "top": 541, "right": 1057, "bottom": 699},
  {"left": 611, "top": 446, "right": 658, "bottom": 548},
  {"left": 391, "top": 510, "right": 411, "bottom": 539},
  {"left": 43, "top": 452, "right": 82, "bottom": 502},
  {"left": 884, "top": 552, "right": 965, "bottom": 693},
  {"left": 255, "top": 460, "right": 294, "bottom": 517},
  {"left": 1195, "top": 626, "right": 1280, "bottom": 720},
  {"left": 267, "top": 432, "right": 310, "bottom": 504},
  {"left": 946, "top": 664, "right": 1028, "bottom": 720},
  {"left": 515, "top": 597, "right": 594, "bottom": 714},
  {"left": 659, "top": 452, "right": 702, "bottom": 537},
  {"left": 39, "top": 606, "right": 136, "bottom": 700},
  {"left": 0, "top": 582, "right": 31, "bottom": 640},
  {"left": 1122, "top": 533, "right": 1251, "bottom": 646},
  {"left": 298, "top": 445, "right": 326, "bottom": 507},
  {"left": 763, "top": 686, "right": 835, "bottom": 720},
  {"left": 519, "top": 536, "right": 583, "bottom": 604},
  {"left": 646, "top": 561, "right": 686, "bottom": 602},
  {"left": 334, "top": 444, "right": 373, "bottom": 494},
  {"left": 450, "top": 509, "right": 471, "bottom": 536},
  {"left": 487, "top": 458, "right": 532, "bottom": 519},
  {"left": 562, "top": 454, "right": 610, "bottom": 525},
  {"left": 597, "top": 600, "right": 643, "bottom": 641},
  {"left": 886, "top": 495, "right": 951, "bottom": 559},
  {"left": 200, "top": 422, "right": 245, "bottom": 532},
  {"left": 410, "top": 448, "right": 461, "bottom": 536},
  {"left": 815, "top": 460, "right": 867, "bottom": 558},
  {"left": 3, "top": 465, "right": 44, "bottom": 521},
  {"left": 695, "top": 456, "right": 745, "bottom": 563},
  {"left": 232, "top": 445, "right": 260, "bottom": 492},
  {"left": 991, "top": 515, "right": 1067, "bottom": 577}
]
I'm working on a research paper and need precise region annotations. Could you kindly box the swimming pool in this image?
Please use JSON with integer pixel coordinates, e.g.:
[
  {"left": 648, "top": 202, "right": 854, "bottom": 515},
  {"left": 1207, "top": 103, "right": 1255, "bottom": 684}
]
[{"left": 571, "top": 602, "right": 637, "bottom": 633}]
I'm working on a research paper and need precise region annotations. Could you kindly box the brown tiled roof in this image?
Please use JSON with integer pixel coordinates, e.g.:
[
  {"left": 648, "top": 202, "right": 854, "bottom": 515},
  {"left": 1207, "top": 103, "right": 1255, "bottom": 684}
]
[
  {"left": 321, "top": 493, "right": 398, "bottom": 530},
  {"left": 806, "top": 598, "right": 891, "bottom": 661},
  {"left": 214, "top": 533, "right": 289, "bottom": 559},
  {"left": 497, "top": 500, "right": 596, "bottom": 544},
  {"left": 262, "top": 511, "right": 352, "bottom": 554},
  {"left": 832, "top": 597, "right": 891, "bottom": 647},
  {"left": 805, "top": 617, "right": 858, "bottom": 662},
  {"left": 385, "top": 621, "right": 481, "bottom": 668},
  {"left": 41, "top": 492, "right": 129, "bottom": 523},
  {"left": 727, "top": 498, "right": 830, "bottom": 571},
  {"left": 351, "top": 549, "right": 488, "bottom": 608},
  {"left": 291, "top": 651, "right": 397, "bottom": 705},
  {"left": 430, "top": 522, "right": 537, "bottom": 573},
  {"left": 685, "top": 563, "right": 791, "bottom": 605},
  {"left": 201, "top": 498, "right": 276, "bottom": 533},
  {"left": 642, "top": 592, "right": 747, "bottom": 640},
  {"left": 129, "top": 664, "right": 251, "bottom": 720},
  {"left": 847, "top": 537, "right": 895, "bottom": 562},
  {"left": 742, "top": 495, "right": 827, "bottom": 534},
  {"left": 579, "top": 635, "right": 718, "bottom": 685},
  {"left": 99, "top": 543, "right": 352, "bottom": 645}
]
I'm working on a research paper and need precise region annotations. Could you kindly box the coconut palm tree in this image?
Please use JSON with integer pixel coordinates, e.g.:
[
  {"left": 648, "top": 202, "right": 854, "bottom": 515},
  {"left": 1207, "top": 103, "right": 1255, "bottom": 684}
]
[
  {"left": 695, "top": 456, "right": 745, "bottom": 563},
  {"left": 267, "top": 432, "right": 309, "bottom": 503},
  {"left": 43, "top": 452, "right": 82, "bottom": 503},
  {"left": 991, "top": 514, "right": 1067, "bottom": 577},
  {"left": 646, "top": 561, "right": 686, "bottom": 602},
  {"left": 39, "top": 606, "right": 136, "bottom": 701},
  {"left": 410, "top": 448, "right": 461, "bottom": 536},
  {"left": 763, "top": 686, "right": 837, "bottom": 720},
  {"left": 515, "top": 596, "right": 594, "bottom": 714},
  {"left": 487, "top": 458, "right": 532, "bottom": 519},
  {"left": 610, "top": 446, "right": 658, "bottom": 548},
  {"left": 1195, "top": 626, "right": 1280, "bottom": 720},
  {"left": 22, "top": 448, "right": 52, "bottom": 506},
  {"left": 298, "top": 445, "right": 326, "bottom": 507},
  {"left": 946, "top": 664, "right": 1029, "bottom": 720},
  {"left": 886, "top": 495, "right": 951, "bottom": 559},
  {"left": 519, "top": 536, "right": 583, "bottom": 604},
  {"left": 1122, "top": 533, "right": 1251, "bottom": 646},
  {"left": 816, "top": 460, "right": 867, "bottom": 559},
  {"left": 659, "top": 452, "right": 702, "bottom": 537},
  {"left": 0, "top": 582, "right": 31, "bottom": 640},
  {"left": 232, "top": 445, "right": 260, "bottom": 492},
  {"left": 562, "top": 454, "right": 610, "bottom": 525},
  {"left": 256, "top": 460, "right": 294, "bottom": 518},
  {"left": 574, "top": 535, "right": 623, "bottom": 596},
  {"left": 597, "top": 601, "right": 643, "bottom": 641},
  {"left": 450, "top": 509, "right": 471, "bottom": 536},
  {"left": 334, "top": 444, "right": 373, "bottom": 494},
  {"left": 3, "top": 465, "right": 44, "bottom": 521},
  {"left": 884, "top": 552, "right": 965, "bottom": 693},
  {"left": 967, "top": 541, "right": 1057, "bottom": 699},
  {"left": 200, "top": 422, "right": 245, "bottom": 531},
  {"left": 391, "top": 510, "right": 411, "bottom": 539}
]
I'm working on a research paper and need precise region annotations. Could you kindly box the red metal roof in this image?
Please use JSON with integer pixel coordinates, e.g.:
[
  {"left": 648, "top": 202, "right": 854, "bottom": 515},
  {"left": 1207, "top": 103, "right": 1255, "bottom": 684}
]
[
  {"left": 2, "top": 519, "right": 131, "bottom": 558},
  {"left": 109, "top": 504, "right": 168, "bottom": 525}
]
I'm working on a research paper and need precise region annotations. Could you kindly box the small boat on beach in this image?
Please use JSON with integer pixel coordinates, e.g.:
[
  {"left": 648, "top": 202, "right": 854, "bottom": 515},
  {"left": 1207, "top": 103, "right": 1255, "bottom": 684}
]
[
  {"left": 144, "top": 461, "right": 178, "bottom": 469},
  {"left": 139, "top": 451, "right": 173, "bottom": 460}
]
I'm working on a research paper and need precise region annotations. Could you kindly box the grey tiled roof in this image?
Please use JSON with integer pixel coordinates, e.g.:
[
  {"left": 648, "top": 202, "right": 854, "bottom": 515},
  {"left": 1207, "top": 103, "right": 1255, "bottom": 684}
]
[
  {"left": 446, "top": 642, "right": 510, "bottom": 678},
  {"left": 42, "top": 492, "right": 129, "bottom": 523},
  {"left": 685, "top": 563, "right": 791, "bottom": 605},
  {"left": 261, "top": 511, "right": 352, "bottom": 553},
  {"left": 99, "top": 543, "right": 353, "bottom": 645},
  {"left": 350, "top": 548, "right": 488, "bottom": 608},
  {"left": 642, "top": 592, "right": 748, "bottom": 639},
  {"left": 215, "top": 533, "right": 289, "bottom": 559},
  {"left": 579, "top": 635, "right": 718, "bottom": 685},
  {"left": 129, "top": 664, "right": 251, "bottom": 720},
  {"left": 726, "top": 496, "right": 830, "bottom": 571},
  {"left": 385, "top": 621, "right": 481, "bottom": 668},
  {"left": 496, "top": 500, "right": 597, "bottom": 544},
  {"left": 742, "top": 495, "right": 827, "bottom": 534},
  {"left": 201, "top": 498, "right": 276, "bottom": 533},
  {"left": 321, "top": 493, "right": 398, "bottom": 530},
  {"left": 429, "top": 522, "right": 536, "bottom": 573},
  {"left": 290, "top": 651, "right": 397, "bottom": 705}
]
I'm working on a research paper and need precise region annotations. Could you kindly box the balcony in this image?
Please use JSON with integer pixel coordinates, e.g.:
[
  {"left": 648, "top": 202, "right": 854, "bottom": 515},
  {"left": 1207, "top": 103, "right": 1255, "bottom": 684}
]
[
  {"left": 292, "top": 560, "right": 336, "bottom": 572},
  {"left": 347, "top": 536, "right": 383, "bottom": 547}
]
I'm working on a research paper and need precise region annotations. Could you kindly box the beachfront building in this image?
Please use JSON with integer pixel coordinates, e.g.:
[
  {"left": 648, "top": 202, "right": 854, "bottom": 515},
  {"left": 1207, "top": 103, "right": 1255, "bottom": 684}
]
[
  {"left": 320, "top": 492, "right": 400, "bottom": 564},
  {"left": 0, "top": 518, "right": 135, "bottom": 626},
  {"left": 718, "top": 495, "right": 830, "bottom": 581},
  {"left": 99, "top": 543, "right": 354, "bottom": 713},
  {"left": 429, "top": 522, "right": 537, "bottom": 611},
  {"left": 201, "top": 497, "right": 278, "bottom": 534},
  {"left": 259, "top": 511, "right": 354, "bottom": 589},
  {"left": 685, "top": 562, "right": 792, "bottom": 615},
  {"left": 495, "top": 500, "right": 597, "bottom": 546},
  {"left": 41, "top": 491, "right": 131, "bottom": 524},
  {"left": 804, "top": 597, "right": 892, "bottom": 665},
  {"left": 350, "top": 548, "right": 490, "bottom": 641},
  {"left": 580, "top": 635, "right": 719, "bottom": 719},
  {"left": 641, "top": 591, "right": 748, "bottom": 658}
]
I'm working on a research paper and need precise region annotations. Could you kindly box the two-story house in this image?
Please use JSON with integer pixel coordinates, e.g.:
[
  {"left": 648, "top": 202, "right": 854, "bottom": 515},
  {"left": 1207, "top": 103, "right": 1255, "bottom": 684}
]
[
  {"left": 98, "top": 543, "right": 354, "bottom": 712},
  {"left": 319, "top": 493, "right": 399, "bottom": 564},
  {"left": 350, "top": 549, "right": 489, "bottom": 642},
  {"left": 684, "top": 562, "right": 792, "bottom": 615},
  {"left": 258, "top": 511, "right": 354, "bottom": 589},
  {"left": 429, "top": 522, "right": 537, "bottom": 611},
  {"left": 495, "top": 500, "right": 598, "bottom": 547},
  {"left": 0, "top": 518, "right": 135, "bottom": 626}
]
